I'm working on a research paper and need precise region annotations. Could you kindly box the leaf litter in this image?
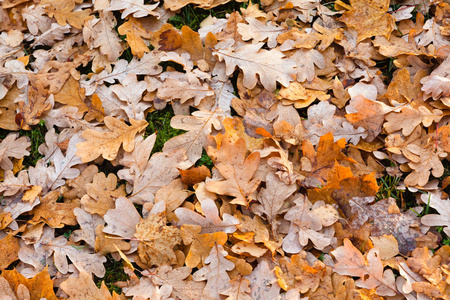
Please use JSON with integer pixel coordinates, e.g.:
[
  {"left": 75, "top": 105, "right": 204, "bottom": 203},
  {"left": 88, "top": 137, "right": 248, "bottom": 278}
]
[{"left": 0, "top": 0, "right": 450, "bottom": 299}]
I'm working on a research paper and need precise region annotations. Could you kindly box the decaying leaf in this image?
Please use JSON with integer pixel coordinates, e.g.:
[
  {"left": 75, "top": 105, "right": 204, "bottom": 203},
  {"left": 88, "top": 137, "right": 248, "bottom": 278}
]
[{"left": 1, "top": 0, "right": 450, "bottom": 298}]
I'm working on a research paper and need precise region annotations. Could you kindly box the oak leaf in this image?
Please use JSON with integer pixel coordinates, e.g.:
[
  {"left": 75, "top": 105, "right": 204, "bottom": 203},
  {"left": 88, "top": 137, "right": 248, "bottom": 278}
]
[
  {"left": 193, "top": 244, "right": 235, "bottom": 299},
  {"left": 0, "top": 267, "right": 57, "bottom": 300},
  {"left": 163, "top": 109, "right": 225, "bottom": 164},
  {"left": 30, "top": 190, "right": 78, "bottom": 228},
  {"left": 237, "top": 17, "right": 285, "bottom": 48},
  {"left": 245, "top": 259, "right": 280, "bottom": 299},
  {"left": 175, "top": 198, "right": 239, "bottom": 233},
  {"left": 48, "top": 236, "right": 106, "bottom": 277},
  {"left": 213, "top": 39, "right": 296, "bottom": 91},
  {"left": 125, "top": 265, "right": 205, "bottom": 300},
  {"left": 76, "top": 116, "right": 148, "bottom": 162},
  {"left": 332, "top": 238, "right": 398, "bottom": 296},
  {"left": 253, "top": 172, "right": 296, "bottom": 236},
  {"left": 283, "top": 195, "right": 336, "bottom": 252},
  {"left": 0, "top": 234, "right": 20, "bottom": 270},
  {"left": 60, "top": 270, "right": 120, "bottom": 300},
  {"left": 110, "top": 74, "right": 150, "bottom": 121},
  {"left": 71, "top": 208, "right": 105, "bottom": 248},
  {"left": 420, "top": 192, "right": 450, "bottom": 236},
  {"left": 303, "top": 101, "right": 367, "bottom": 145},
  {"left": 83, "top": 11, "right": 123, "bottom": 61},
  {"left": 220, "top": 276, "right": 252, "bottom": 300},
  {"left": 0, "top": 133, "right": 30, "bottom": 171},
  {"left": 384, "top": 105, "right": 442, "bottom": 136},
  {"left": 108, "top": 0, "right": 159, "bottom": 18},
  {"left": 122, "top": 149, "right": 189, "bottom": 204},
  {"left": 206, "top": 136, "right": 261, "bottom": 206},
  {"left": 103, "top": 197, "right": 140, "bottom": 239},
  {"left": 181, "top": 224, "right": 228, "bottom": 268},
  {"left": 345, "top": 95, "right": 392, "bottom": 142},
  {"left": 80, "top": 172, "right": 127, "bottom": 216},
  {"left": 135, "top": 212, "right": 181, "bottom": 267},
  {"left": 41, "top": 0, "right": 92, "bottom": 29},
  {"left": 118, "top": 16, "right": 151, "bottom": 58},
  {"left": 338, "top": 0, "right": 395, "bottom": 43},
  {"left": 276, "top": 251, "right": 327, "bottom": 294}
]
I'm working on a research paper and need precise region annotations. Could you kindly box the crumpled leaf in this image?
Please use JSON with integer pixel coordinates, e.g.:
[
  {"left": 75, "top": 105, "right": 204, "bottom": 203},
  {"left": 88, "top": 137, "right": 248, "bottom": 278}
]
[
  {"left": 135, "top": 212, "right": 181, "bottom": 267},
  {"left": 253, "top": 172, "right": 296, "bottom": 236},
  {"left": 338, "top": 0, "right": 395, "bottom": 43}
]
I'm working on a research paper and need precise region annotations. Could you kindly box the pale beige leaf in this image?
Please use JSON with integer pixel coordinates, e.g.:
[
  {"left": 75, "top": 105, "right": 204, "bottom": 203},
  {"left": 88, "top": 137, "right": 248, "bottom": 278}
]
[
  {"left": 103, "top": 197, "right": 141, "bottom": 238},
  {"left": 420, "top": 192, "right": 450, "bottom": 236},
  {"left": 213, "top": 40, "right": 296, "bottom": 91},
  {"left": 162, "top": 109, "right": 225, "bottom": 164},
  {"left": 237, "top": 17, "right": 285, "bottom": 48},
  {"left": 220, "top": 277, "right": 252, "bottom": 300},
  {"left": 84, "top": 11, "right": 123, "bottom": 61},
  {"left": 193, "top": 244, "right": 235, "bottom": 298},
  {"left": 253, "top": 172, "right": 296, "bottom": 235},
  {"left": 0, "top": 133, "right": 30, "bottom": 171},
  {"left": 175, "top": 198, "right": 239, "bottom": 233},
  {"left": 108, "top": 0, "right": 159, "bottom": 18}
]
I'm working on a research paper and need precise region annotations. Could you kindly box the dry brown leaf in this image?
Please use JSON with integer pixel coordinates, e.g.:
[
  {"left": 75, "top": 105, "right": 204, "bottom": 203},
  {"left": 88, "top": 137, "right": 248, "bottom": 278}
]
[
  {"left": 181, "top": 224, "right": 228, "bottom": 268},
  {"left": 60, "top": 270, "right": 120, "bottom": 299},
  {"left": 0, "top": 267, "right": 57, "bottom": 300},
  {"left": 206, "top": 136, "right": 261, "bottom": 206},
  {"left": 0, "top": 234, "right": 20, "bottom": 270},
  {"left": 135, "top": 212, "right": 182, "bottom": 267},
  {"left": 332, "top": 238, "right": 398, "bottom": 296},
  {"left": 80, "top": 172, "right": 127, "bottom": 216},
  {"left": 30, "top": 190, "right": 78, "bottom": 228},
  {"left": 118, "top": 16, "right": 151, "bottom": 58},
  {"left": 76, "top": 116, "right": 148, "bottom": 162},
  {"left": 338, "top": 0, "right": 395, "bottom": 43}
]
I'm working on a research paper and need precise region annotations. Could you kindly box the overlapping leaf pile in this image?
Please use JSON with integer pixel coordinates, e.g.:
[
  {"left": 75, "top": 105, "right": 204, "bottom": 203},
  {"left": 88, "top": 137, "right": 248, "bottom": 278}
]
[{"left": 1, "top": 0, "right": 450, "bottom": 298}]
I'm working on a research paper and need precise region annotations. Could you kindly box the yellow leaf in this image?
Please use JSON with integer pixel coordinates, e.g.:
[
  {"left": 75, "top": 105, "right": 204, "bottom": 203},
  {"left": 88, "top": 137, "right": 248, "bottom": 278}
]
[{"left": 118, "top": 16, "right": 151, "bottom": 58}]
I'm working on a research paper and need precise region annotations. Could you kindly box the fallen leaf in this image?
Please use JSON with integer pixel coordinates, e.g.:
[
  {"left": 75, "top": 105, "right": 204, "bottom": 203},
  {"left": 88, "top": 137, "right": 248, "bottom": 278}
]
[{"left": 76, "top": 116, "right": 148, "bottom": 162}]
